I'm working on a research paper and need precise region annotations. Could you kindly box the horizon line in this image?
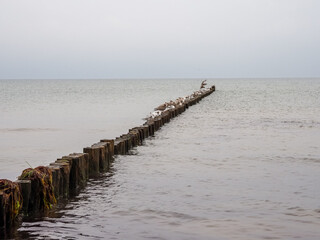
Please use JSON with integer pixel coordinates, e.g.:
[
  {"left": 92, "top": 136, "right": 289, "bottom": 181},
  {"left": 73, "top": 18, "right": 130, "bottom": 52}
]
[{"left": 1, "top": 77, "right": 320, "bottom": 81}]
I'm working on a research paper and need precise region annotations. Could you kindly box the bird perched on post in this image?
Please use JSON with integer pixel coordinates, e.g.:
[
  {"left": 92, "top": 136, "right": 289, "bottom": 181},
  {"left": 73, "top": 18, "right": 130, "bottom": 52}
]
[{"left": 200, "top": 80, "right": 207, "bottom": 89}]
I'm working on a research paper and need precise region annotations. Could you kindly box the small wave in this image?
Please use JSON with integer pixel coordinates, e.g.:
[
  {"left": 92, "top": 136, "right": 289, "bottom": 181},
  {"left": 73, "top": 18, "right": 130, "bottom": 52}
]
[
  {"left": 281, "top": 120, "right": 320, "bottom": 128},
  {"left": 141, "top": 209, "right": 205, "bottom": 221},
  {"left": 0, "top": 128, "right": 61, "bottom": 132}
]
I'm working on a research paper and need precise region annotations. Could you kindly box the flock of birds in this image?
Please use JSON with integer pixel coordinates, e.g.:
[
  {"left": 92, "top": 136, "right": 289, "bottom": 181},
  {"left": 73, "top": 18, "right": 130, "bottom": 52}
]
[{"left": 148, "top": 80, "right": 210, "bottom": 119}]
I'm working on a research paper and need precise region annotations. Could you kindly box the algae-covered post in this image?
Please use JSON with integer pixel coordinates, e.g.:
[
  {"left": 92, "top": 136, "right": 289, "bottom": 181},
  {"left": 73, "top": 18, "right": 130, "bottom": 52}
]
[
  {"left": 0, "top": 179, "right": 23, "bottom": 233},
  {"left": 0, "top": 192, "right": 5, "bottom": 230},
  {"left": 15, "top": 180, "right": 31, "bottom": 214},
  {"left": 48, "top": 166, "right": 61, "bottom": 199},
  {"left": 18, "top": 167, "right": 56, "bottom": 211}
]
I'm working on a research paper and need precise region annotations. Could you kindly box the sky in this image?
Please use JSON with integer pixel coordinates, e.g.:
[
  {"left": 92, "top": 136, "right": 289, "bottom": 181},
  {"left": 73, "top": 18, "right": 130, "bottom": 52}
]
[{"left": 0, "top": 0, "right": 319, "bottom": 79}]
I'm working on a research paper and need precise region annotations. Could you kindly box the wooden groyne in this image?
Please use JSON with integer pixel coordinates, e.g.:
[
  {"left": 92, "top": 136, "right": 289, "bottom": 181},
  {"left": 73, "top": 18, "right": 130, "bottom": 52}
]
[{"left": 0, "top": 85, "right": 215, "bottom": 235}]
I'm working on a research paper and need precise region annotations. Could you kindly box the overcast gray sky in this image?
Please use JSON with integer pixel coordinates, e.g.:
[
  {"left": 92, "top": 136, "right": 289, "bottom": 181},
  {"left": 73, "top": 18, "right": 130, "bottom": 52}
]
[{"left": 0, "top": 0, "right": 319, "bottom": 79}]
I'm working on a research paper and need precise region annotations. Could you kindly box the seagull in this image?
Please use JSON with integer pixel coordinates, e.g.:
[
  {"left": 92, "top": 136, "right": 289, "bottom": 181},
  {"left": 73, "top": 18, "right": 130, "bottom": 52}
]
[
  {"left": 155, "top": 103, "right": 167, "bottom": 111},
  {"left": 200, "top": 80, "right": 207, "bottom": 89}
]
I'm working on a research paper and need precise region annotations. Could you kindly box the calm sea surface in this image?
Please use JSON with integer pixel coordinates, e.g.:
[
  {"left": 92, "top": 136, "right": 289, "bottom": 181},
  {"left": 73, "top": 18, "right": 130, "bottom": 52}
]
[{"left": 1, "top": 79, "right": 320, "bottom": 239}]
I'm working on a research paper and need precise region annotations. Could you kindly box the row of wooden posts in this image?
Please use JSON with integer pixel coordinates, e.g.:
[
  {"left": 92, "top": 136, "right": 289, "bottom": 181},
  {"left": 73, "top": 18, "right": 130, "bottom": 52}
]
[{"left": 0, "top": 86, "right": 215, "bottom": 234}]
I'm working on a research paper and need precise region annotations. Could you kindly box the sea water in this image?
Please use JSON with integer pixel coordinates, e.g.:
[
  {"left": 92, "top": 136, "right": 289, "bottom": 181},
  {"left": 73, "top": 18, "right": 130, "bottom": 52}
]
[
  {"left": 0, "top": 79, "right": 199, "bottom": 180},
  {"left": 1, "top": 79, "right": 320, "bottom": 239}
]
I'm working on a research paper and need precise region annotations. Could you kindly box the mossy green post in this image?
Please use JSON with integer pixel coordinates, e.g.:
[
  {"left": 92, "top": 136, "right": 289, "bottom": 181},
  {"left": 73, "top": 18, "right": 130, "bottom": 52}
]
[{"left": 15, "top": 180, "right": 31, "bottom": 214}]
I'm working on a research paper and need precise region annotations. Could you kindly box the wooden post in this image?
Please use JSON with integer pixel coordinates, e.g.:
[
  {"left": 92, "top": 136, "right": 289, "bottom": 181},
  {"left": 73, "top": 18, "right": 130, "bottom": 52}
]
[
  {"left": 151, "top": 122, "right": 155, "bottom": 135},
  {"left": 125, "top": 135, "right": 133, "bottom": 151},
  {"left": 134, "top": 130, "right": 140, "bottom": 145},
  {"left": 113, "top": 140, "right": 119, "bottom": 155},
  {"left": 114, "top": 138, "right": 126, "bottom": 155},
  {"left": 0, "top": 192, "right": 5, "bottom": 231},
  {"left": 83, "top": 153, "right": 89, "bottom": 180},
  {"left": 138, "top": 128, "right": 144, "bottom": 143},
  {"left": 50, "top": 162, "right": 70, "bottom": 198},
  {"left": 77, "top": 153, "right": 89, "bottom": 182},
  {"left": 57, "top": 154, "right": 84, "bottom": 194},
  {"left": 92, "top": 142, "right": 109, "bottom": 172},
  {"left": 120, "top": 138, "right": 126, "bottom": 154},
  {"left": 48, "top": 166, "right": 61, "bottom": 200},
  {"left": 15, "top": 180, "right": 31, "bottom": 214},
  {"left": 57, "top": 157, "right": 79, "bottom": 194},
  {"left": 68, "top": 153, "right": 88, "bottom": 189},
  {"left": 129, "top": 129, "right": 140, "bottom": 147},
  {"left": 120, "top": 135, "right": 129, "bottom": 154},
  {"left": 100, "top": 139, "right": 114, "bottom": 160},
  {"left": 125, "top": 135, "right": 130, "bottom": 153},
  {"left": 26, "top": 177, "right": 41, "bottom": 212},
  {"left": 128, "top": 132, "right": 136, "bottom": 148},
  {"left": 83, "top": 146, "right": 100, "bottom": 178},
  {"left": 142, "top": 125, "right": 149, "bottom": 138},
  {"left": 49, "top": 164, "right": 64, "bottom": 198}
]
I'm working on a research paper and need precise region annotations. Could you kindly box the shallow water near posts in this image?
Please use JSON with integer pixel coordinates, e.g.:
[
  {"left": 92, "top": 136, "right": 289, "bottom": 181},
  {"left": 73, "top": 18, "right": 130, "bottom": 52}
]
[{"left": 1, "top": 78, "right": 320, "bottom": 239}]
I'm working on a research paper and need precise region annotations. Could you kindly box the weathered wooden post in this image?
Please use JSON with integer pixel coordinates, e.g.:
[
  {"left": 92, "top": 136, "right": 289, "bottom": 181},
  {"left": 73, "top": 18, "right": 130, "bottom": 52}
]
[
  {"left": 57, "top": 157, "right": 79, "bottom": 194},
  {"left": 155, "top": 117, "right": 162, "bottom": 131},
  {"left": 138, "top": 128, "right": 144, "bottom": 143},
  {"left": 91, "top": 142, "right": 109, "bottom": 172},
  {"left": 169, "top": 109, "right": 175, "bottom": 118},
  {"left": 134, "top": 129, "right": 141, "bottom": 145},
  {"left": 15, "top": 180, "right": 31, "bottom": 213},
  {"left": 125, "top": 134, "right": 133, "bottom": 151},
  {"left": 129, "top": 128, "right": 142, "bottom": 146},
  {"left": 83, "top": 146, "right": 100, "bottom": 178},
  {"left": 121, "top": 136, "right": 128, "bottom": 154},
  {"left": 50, "top": 162, "right": 70, "bottom": 198},
  {"left": 163, "top": 111, "right": 170, "bottom": 124},
  {"left": 48, "top": 164, "right": 64, "bottom": 198},
  {"left": 151, "top": 122, "right": 155, "bottom": 135},
  {"left": 128, "top": 131, "right": 136, "bottom": 148},
  {"left": 133, "top": 130, "right": 139, "bottom": 146},
  {"left": 18, "top": 167, "right": 56, "bottom": 212},
  {"left": 73, "top": 152, "right": 89, "bottom": 182},
  {"left": 159, "top": 117, "right": 164, "bottom": 127},
  {"left": 83, "top": 153, "right": 89, "bottom": 180},
  {"left": 73, "top": 153, "right": 88, "bottom": 186},
  {"left": 120, "top": 138, "right": 126, "bottom": 154},
  {"left": 142, "top": 124, "right": 150, "bottom": 138},
  {"left": 0, "top": 192, "right": 5, "bottom": 230},
  {"left": 142, "top": 125, "right": 149, "bottom": 138},
  {"left": 113, "top": 139, "right": 119, "bottom": 155},
  {"left": 114, "top": 138, "right": 126, "bottom": 155},
  {"left": 100, "top": 139, "right": 114, "bottom": 165},
  {"left": 120, "top": 135, "right": 129, "bottom": 154},
  {"left": 48, "top": 166, "right": 61, "bottom": 200},
  {"left": 19, "top": 176, "right": 39, "bottom": 211},
  {"left": 58, "top": 153, "right": 87, "bottom": 194},
  {"left": 58, "top": 157, "right": 81, "bottom": 195}
]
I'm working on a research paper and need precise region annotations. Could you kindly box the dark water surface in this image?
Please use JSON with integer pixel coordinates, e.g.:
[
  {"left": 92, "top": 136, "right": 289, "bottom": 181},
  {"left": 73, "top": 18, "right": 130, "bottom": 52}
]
[{"left": 1, "top": 79, "right": 320, "bottom": 239}]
